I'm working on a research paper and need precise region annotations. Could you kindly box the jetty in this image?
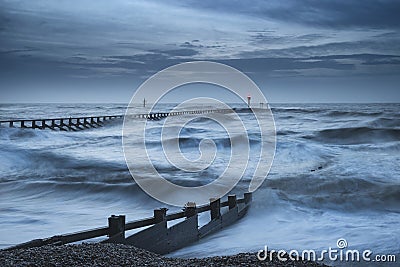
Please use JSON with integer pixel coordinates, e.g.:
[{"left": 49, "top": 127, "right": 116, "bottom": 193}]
[
  {"left": 0, "top": 108, "right": 236, "bottom": 131},
  {"left": 4, "top": 193, "right": 252, "bottom": 254}
]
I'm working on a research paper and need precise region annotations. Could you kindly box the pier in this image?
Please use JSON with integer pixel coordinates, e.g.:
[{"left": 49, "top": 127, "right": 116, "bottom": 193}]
[
  {"left": 4, "top": 193, "right": 252, "bottom": 255},
  {"left": 0, "top": 108, "right": 234, "bottom": 131},
  {"left": 0, "top": 115, "right": 124, "bottom": 131}
]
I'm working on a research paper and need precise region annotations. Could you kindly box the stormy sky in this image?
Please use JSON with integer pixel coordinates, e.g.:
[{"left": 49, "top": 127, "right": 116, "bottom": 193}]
[{"left": 1, "top": 0, "right": 399, "bottom": 103}]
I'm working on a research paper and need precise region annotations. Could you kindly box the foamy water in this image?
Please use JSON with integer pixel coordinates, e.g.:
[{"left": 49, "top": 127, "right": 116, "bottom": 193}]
[{"left": 0, "top": 103, "right": 399, "bottom": 265}]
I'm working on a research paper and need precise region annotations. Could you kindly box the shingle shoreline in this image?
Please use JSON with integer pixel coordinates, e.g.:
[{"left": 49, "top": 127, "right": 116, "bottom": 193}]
[{"left": 0, "top": 243, "right": 329, "bottom": 266}]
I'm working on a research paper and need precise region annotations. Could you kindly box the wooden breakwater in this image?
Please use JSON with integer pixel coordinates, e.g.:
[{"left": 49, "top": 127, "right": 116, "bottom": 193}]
[
  {"left": 0, "top": 108, "right": 234, "bottom": 131},
  {"left": 0, "top": 115, "right": 124, "bottom": 131},
  {"left": 3, "top": 193, "right": 252, "bottom": 255}
]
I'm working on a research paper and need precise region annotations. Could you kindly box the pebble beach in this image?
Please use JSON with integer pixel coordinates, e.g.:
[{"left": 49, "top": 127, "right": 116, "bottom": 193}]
[{"left": 0, "top": 243, "right": 329, "bottom": 267}]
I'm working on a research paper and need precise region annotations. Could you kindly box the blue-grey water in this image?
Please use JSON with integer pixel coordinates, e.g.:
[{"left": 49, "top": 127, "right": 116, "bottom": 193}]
[{"left": 0, "top": 103, "right": 399, "bottom": 265}]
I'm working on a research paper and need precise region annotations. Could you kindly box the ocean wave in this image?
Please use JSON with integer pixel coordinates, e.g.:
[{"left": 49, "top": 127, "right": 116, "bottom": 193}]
[
  {"left": 266, "top": 175, "right": 400, "bottom": 212},
  {"left": 0, "top": 179, "right": 143, "bottom": 202},
  {"left": 274, "top": 115, "right": 295, "bottom": 120},
  {"left": 304, "top": 126, "right": 400, "bottom": 145},
  {"left": 272, "top": 107, "right": 388, "bottom": 118},
  {"left": 326, "top": 110, "right": 384, "bottom": 117},
  {"left": 187, "top": 117, "right": 218, "bottom": 123},
  {"left": 277, "top": 130, "right": 300, "bottom": 136},
  {"left": 0, "top": 127, "right": 52, "bottom": 141},
  {"left": 272, "top": 107, "right": 322, "bottom": 114},
  {"left": 367, "top": 117, "right": 400, "bottom": 128},
  {"left": 0, "top": 144, "right": 128, "bottom": 183},
  {"left": 146, "top": 125, "right": 209, "bottom": 136},
  {"left": 146, "top": 134, "right": 260, "bottom": 150}
]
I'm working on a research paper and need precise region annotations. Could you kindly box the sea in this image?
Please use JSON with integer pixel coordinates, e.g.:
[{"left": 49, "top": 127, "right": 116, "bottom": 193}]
[{"left": 0, "top": 103, "right": 399, "bottom": 266}]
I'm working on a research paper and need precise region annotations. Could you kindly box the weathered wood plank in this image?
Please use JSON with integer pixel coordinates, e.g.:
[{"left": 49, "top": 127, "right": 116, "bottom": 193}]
[
  {"left": 221, "top": 206, "right": 239, "bottom": 228},
  {"left": 125, "top": 221, "right": 168, "bottom": 254},
  {"left": 199, "top": 218, "right": 221, "bottom": 238},
  {"left": 166, "top": 215, "right": 199, "bottom": 253}
]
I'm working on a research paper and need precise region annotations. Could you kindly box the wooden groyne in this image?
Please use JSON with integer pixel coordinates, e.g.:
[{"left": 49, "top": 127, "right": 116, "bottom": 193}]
[
  {"left": 0, "top": 115, "right": 124, "bottom": 131},
  {"left": 3, "top": 193, "right": 252, "bottom": 254},
  {"left": 0, "top": 108, "right": 234, "bottom": 131}
]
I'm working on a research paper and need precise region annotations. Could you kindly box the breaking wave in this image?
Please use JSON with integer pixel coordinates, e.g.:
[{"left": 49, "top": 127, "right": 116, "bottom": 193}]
[{"left": 304, "top": 127, "right": 400, "bottom": 145}]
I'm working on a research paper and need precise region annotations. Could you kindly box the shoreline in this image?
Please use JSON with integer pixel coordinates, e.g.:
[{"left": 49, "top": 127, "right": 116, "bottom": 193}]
[{"left": 0, "top": 243, "right": 329, "bottom": 267}]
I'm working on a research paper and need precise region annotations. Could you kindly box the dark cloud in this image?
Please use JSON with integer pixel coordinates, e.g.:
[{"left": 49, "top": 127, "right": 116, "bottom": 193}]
[
  {"left": 250, "top": 32, "right": 328, "bottom": 45},
  {"left": 373, "top": 31, "right": 400, "bottom": 39},
  {"left": 361, "top": 58, "right": 400, "bottom": 66},
  {"left": 180, "top": 41, "right": 200, "bottom": 48},
  {"left": 175, "top": 0, "right": 400, "bottom": 29},
  {"left": 222, "top": 57, "right": 355, "bottom": 73},
  {"left": 278, "top": 0, "right": 400, "bottom": 29},
  {"left": 257, "top": 0, "right": 400, "bottom": 29},
  {"left": 179, "top": 41, "right": 223, "bottom": 50},
  {"left": 155, "top": 48, "right": 199, "bottom": 57},
  {"left": 0, "top": 47, "right": 39, "bottom": 54},
  {"left": 238, "top": 39, "right": 400, "bottom": 58}
]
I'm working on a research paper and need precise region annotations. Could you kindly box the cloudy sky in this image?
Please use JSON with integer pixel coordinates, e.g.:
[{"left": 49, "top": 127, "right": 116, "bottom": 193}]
[{"left": 1, "top": 0, "right": 399, "bottom": 103}]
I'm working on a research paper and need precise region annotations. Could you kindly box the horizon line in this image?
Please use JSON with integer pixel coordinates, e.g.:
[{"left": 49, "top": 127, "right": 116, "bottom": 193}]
[{"left": 0, "top": 102, "right": 399, "bottom": 105}]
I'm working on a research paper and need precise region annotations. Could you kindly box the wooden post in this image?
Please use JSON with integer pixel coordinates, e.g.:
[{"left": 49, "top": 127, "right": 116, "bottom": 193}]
[
  {"left": 21, "top": 121, "right": 25, "bottom": 128},
  {"left": 41, "top": 120, "right": 46, "bottom": 129},
  {"left": 228, "top": 195, "right": 237, "bottom": 209},
  {"left": 184, "top": 202, "right": 197, "bottom": 218},
  {"left": 244, "top": 192, "right": 252, "bottom": 204},
  {"left": 32, "top": 120, "right": 36, "bottom": 129},
  {"left": 108, "top": 215, "right": 125, "bottom": 238},
  {"left": 9, "top": 121, "right": 14, "bottom": 127},
  {"left": 154, "top": 208, "right": 167, "bottom": 223},
  {"left": 210, "top": 198, "right": 221, "bottom": 220}
]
